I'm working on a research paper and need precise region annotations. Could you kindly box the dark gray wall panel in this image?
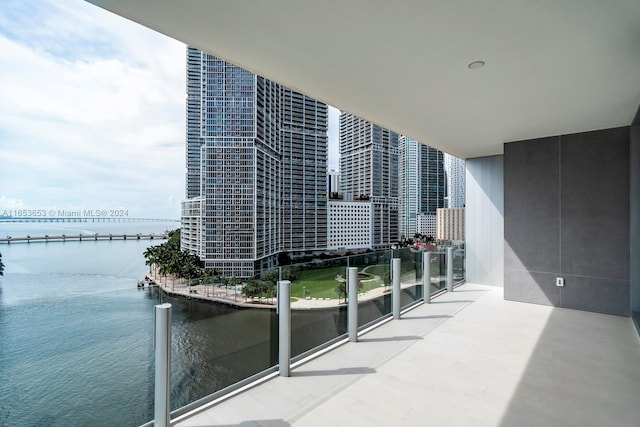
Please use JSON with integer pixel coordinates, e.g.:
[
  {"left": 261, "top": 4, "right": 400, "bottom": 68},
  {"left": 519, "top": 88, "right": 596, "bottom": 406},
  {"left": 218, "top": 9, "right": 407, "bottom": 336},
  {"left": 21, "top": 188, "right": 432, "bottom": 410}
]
[
  {"left": 504, "top": 126, "right": 630, "bottom": 316},
  {"left": 631, "top": 126, "right": 640, "bottom": 317},
  {"left": 504, "top": 269, "right": 561, "bottom": 306},
  {"left": 561, "top": 127, "right": 630, "bottom": 281},
  {"left": 561, "top": 275, "right": 630, "bottom": 316},
  {"left": 504, "top": 137, "right": 560, "bottom": 273}
]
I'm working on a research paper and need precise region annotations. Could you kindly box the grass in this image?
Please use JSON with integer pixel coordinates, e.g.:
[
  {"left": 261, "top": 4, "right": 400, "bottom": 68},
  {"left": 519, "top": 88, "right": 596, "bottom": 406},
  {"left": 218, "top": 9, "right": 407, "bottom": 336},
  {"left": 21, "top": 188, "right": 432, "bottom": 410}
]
[
  {"left": 290, "top": 265, "right": 345, "bottom": 299},
  {"left": 290, "top": 264, "right": 389, "bottom": 299},
  {"left": 364, "top": 264, "right": 389, "bottom": 278}
]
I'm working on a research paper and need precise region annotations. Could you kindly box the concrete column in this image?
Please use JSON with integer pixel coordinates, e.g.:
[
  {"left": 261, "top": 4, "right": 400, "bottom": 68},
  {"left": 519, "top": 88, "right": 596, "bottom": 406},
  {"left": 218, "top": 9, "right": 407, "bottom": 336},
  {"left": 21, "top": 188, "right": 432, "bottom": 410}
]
[
  {"left": 392, "top": 258, "right": 401, "bottom": 319},
  {"left": 154, "top": 303, "right": 172, "bottom": 427},
  {"left": 278, "top": 280, "right": 291, "bottom": 377},
  {"left": 347, "top": 267, "right": 358, "bottom": 342},
  {"left": 446, "top": 247, "right": 454, "bottom": 292},
  {"left": 422, "top": 252, "right": 432, "bottom": 303}
]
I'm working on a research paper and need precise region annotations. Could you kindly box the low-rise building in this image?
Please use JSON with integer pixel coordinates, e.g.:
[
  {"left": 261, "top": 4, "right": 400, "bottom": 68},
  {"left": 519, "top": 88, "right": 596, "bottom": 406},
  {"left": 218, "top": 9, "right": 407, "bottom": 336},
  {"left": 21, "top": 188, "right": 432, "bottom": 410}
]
[
  {"left": 328, "top": 200, "right": 373, "bottom": 250},
  {"left": 436, "top": 207, "right": 465, "bottom": 241}
]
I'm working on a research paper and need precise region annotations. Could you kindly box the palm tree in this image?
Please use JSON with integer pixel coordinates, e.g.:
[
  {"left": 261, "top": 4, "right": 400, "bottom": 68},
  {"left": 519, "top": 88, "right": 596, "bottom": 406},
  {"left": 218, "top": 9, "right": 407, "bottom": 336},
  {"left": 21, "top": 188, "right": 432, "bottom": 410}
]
[{"left": 143, "top": 245, "right": 160, "bottom": 275}]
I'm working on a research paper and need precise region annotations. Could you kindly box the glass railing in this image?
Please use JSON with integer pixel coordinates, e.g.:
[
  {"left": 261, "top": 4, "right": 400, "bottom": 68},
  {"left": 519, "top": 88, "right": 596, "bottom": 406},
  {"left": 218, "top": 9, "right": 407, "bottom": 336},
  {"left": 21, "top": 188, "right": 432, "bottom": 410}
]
[
  {"left": 162, "top": 244, "right": 466, "bottom": 422},
  {"left": 0, "top": 239, "right": 466, "bottom": 427},
  {"left": 429, "top": 251, "right": 447, "bottom": 295},
  {"left": 452, "top": 242, "right": 466, "bottom": 285},
  {"left": 349, "top": 250, "right": 393, "bottom": 327},
  {"left": 289, "top": 256, "right": 349, "bottom": 358},
  {"left": 396, "top": 247, "right": 423, "bottom": 310}
]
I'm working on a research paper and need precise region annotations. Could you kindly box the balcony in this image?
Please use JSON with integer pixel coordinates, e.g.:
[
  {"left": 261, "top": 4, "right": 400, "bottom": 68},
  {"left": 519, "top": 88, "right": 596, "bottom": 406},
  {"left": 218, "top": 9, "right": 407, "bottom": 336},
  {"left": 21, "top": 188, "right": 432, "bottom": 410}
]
[
  {"left": 171, "top": 282, "right": 640, "bottom": 426},
  {"left": 133, "top": 244, "right": 639, "bottom": 427}
]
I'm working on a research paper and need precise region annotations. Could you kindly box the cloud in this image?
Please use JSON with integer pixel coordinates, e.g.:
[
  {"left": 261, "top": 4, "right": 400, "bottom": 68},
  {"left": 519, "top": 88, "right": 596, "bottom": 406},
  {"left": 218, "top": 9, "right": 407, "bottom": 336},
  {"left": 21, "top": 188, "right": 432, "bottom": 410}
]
[{"left": 0, "top": 0, "right": 185, "bottom": 219}]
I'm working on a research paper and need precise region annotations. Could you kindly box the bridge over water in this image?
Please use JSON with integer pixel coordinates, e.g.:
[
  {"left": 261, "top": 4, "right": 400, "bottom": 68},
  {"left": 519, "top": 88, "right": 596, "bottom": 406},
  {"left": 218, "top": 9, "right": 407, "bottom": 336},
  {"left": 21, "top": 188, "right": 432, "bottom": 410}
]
[{"left": 0, "top": 233, "right": 169, "bottom": 244}]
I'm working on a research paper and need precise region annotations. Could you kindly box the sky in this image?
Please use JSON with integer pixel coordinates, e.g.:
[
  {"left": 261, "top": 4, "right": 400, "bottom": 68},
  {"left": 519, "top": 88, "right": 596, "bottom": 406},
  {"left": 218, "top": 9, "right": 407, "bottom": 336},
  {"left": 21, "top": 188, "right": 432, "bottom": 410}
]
[{"left": 0, "top": 0, "right": 341, "bottom": 220}]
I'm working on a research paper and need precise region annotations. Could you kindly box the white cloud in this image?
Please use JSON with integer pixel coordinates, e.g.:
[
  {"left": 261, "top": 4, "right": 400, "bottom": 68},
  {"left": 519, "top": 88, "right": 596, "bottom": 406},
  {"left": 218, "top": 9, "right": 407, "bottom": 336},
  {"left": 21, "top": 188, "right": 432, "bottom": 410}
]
[{"left": 0, "top": 0, "right": 185, "bottom": 219}]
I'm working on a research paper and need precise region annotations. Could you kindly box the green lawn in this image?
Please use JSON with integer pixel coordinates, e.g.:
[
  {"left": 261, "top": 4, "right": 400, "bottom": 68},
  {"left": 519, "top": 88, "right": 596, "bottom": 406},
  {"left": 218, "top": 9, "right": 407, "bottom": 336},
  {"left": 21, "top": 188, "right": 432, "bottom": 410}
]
[
  {"left": 291, "top": 265, "right": 346, "bottom": 299},
  {"left": 290, "top": 264, "right": 390, "bottom": 299},
  {"left": 364, "top": 264, "right": 389, "bottom": 278}
]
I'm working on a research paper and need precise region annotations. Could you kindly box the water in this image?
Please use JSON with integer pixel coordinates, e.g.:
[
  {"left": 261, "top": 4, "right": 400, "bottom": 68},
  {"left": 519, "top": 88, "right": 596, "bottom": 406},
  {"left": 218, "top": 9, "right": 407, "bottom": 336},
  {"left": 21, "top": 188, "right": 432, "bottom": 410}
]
[{"left": 0, "top": 221, "right": 209, "bottom": 427}]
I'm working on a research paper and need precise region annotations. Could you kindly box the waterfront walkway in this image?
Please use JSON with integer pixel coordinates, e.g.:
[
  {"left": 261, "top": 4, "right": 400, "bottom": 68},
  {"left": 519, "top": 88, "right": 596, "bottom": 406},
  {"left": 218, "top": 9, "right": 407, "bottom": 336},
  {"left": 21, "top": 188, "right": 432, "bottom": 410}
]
[
  {"left": 146, "top": 270, "right": 437, "bottom": 310},
  {"left": 174, "top": 283, "right": 640, "bottom": 427}
]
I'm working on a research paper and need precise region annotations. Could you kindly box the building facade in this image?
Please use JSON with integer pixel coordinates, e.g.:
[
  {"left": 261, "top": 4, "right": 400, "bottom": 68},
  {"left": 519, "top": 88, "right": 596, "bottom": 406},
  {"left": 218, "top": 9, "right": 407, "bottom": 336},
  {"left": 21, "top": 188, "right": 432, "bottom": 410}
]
[
  {"left": 339, "top": 113, "right": 398, "bottom": 249},
  {"left": 417, "top": 213, "right": 437, "bottom": 238},
  {"left": 398, "top": 136, "right": 420, "bottom": 239},
  {"left": 398, "top": 136, "right": 445, "bottom": 238},
  {"left": 444, "top": 153, "right": 465, "bottom": 208},
  {"left": 181, "top": 48, "right": 327, "bottom": 277},
  {"left": 327, "top": 200, "right": 373, "bottom": 250},
  {"left": 327, "top": 169, "right": 340, "bottom": 197},
  {"left": 436, "top": 207, "right": 465, "bottom": 241}
]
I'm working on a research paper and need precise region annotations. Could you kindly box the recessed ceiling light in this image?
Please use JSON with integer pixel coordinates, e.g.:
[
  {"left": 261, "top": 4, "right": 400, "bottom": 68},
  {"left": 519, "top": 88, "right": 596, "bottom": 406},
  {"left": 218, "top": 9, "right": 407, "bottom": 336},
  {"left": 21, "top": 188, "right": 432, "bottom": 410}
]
[{"left": 468, "top": 60, "right": 485, "bottom": 70}]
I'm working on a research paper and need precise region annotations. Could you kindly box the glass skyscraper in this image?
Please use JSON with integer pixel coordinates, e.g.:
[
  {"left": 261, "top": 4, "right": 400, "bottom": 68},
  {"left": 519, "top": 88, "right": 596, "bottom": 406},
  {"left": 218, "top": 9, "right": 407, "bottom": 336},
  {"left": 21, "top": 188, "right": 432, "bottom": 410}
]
[
  {"left": 398, "top": 136, "right": 445, "bottom": 238},
  {"left": 339, "top": 113, "right": 398, "bottom": 248},
  {"left": 182, "top": 47, "right": 327, "bottom": 277}
]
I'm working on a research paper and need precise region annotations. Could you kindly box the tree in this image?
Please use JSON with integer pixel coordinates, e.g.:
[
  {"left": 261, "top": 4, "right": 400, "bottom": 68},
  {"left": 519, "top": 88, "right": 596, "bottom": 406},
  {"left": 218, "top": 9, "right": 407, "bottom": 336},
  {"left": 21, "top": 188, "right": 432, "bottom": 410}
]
[
  {"left": 334, "top": 281, "right": 346, "bottom": 303},
  {"left": 334, "top": 278, "right": 363, "bottom": 303},
  {"left": 241, "top": 279, "right": 275, "bottom": 302},
  {"left": 0, "top": 252, "right": 4, "bottom": 276},
  {"left": 143, "top": 229, "right": 205, "bottom": 290}
]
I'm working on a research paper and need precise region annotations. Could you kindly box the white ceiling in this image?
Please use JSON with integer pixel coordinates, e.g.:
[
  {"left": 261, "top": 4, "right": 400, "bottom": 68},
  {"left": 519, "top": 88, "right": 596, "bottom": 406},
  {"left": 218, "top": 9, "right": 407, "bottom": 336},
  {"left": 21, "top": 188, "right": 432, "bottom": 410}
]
[{"left": 88, "top": 0, "right": 640, "bottom": 159}]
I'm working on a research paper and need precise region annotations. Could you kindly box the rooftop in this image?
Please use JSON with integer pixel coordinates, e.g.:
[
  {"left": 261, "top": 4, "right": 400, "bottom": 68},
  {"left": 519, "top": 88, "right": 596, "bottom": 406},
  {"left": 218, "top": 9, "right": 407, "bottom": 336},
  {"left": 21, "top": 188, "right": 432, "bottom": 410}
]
[{"left": 173, "top": 283, "right": 640, "bottom": 426}]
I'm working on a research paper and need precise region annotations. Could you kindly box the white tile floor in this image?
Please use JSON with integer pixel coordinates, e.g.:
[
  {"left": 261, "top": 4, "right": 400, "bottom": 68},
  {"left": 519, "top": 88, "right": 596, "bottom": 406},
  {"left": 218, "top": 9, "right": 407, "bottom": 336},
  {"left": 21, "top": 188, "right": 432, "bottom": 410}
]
[{"left": 174, "top": 284, "right": 640, "bottom": 427}]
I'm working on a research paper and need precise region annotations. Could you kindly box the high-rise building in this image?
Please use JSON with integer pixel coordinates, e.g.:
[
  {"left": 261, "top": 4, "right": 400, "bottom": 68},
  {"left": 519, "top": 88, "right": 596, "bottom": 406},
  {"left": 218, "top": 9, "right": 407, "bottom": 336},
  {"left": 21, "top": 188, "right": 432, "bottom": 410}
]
[
  {"left": 327, "top": 169, "right": 340, "bottom": 196},
  {"left": 398, "top": 136, "right": 420, "bottom": 239},
  {"left": 398, "top": 136, "right": 445, "bottom": 238},
  {"left": 444, "top": 154, "right": 465, "bottom": 208},
  {"left": 181, "top": 48, "right": 327, "bottom": 277},
  {"left": 339, "top": 113, "right": 398, "bottom": 248},
  {"left": 419, "top": 142, "right": 446, "bottom": 215}
]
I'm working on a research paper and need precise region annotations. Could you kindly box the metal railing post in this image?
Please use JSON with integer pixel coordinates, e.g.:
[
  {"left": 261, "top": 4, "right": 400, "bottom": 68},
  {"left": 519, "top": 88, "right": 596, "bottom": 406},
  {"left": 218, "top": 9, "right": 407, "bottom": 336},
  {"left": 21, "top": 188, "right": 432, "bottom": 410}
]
[
  {"left": 278, "top": 280, "right": 291, "bottom": 377},
  {"left": 347, "top": 267, "right": 358, "bottom": 342},
  {"left": 154, "top": 303, "right": 171, "bottom": 427},
  {"left": 392, "top": 258, "right": 401, "bottom": 319},
  {"left": 446, "top": 247, "right": 454, "bottom": 292},
  {"left": 422, "top": 251, "right": 432, "bottom": 303}
]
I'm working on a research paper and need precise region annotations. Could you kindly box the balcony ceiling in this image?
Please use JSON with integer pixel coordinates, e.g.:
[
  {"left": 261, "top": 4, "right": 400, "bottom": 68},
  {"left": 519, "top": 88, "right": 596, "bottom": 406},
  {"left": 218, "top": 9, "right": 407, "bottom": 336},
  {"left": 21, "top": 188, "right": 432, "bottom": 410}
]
[{"left": 87, "top": 0, "right": 640, "bottom": 159}]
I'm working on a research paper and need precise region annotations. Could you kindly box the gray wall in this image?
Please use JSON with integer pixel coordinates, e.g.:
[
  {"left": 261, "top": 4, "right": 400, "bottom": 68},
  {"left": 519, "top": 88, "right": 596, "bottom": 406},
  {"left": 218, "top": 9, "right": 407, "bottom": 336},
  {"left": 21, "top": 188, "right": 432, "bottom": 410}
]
[
  {"left": 466, "top": 155, "right": 504, "bottom": 286},
  {"left": 631, "top": 125, "right": 640, "bottom": 330},
  {"left": 504, "top": 127, "right": 630, "bottom": 316}
]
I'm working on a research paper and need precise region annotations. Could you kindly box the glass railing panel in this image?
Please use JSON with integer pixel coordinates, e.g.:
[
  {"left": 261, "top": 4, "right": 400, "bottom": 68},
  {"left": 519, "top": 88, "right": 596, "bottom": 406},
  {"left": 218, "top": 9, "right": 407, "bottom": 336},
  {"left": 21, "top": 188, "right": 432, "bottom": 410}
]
[
  {"left": 349, "top": 250, "right": 392, "bottom": 327},
  {"left": 453, "top": 242, "right": 466, "bottom": 284},
  {"left": 288, "top": 257, "right": 349, "bottom": 357},
  {"left": 168, "top": 291, "right": 277, "bottom": 411},
  {"left": 396, "top": 247, "right": 422, "bottom": 308},
  {"left": 429, "top": 251, "right": 447, "bottom": 295}
]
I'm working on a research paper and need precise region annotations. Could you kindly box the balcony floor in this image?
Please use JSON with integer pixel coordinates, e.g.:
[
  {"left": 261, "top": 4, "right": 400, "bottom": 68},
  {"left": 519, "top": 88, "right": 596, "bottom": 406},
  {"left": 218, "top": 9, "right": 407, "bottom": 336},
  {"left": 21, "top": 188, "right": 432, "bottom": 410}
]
[{"left": 175, "top": 283, "right": 640, "bottom": 427}]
